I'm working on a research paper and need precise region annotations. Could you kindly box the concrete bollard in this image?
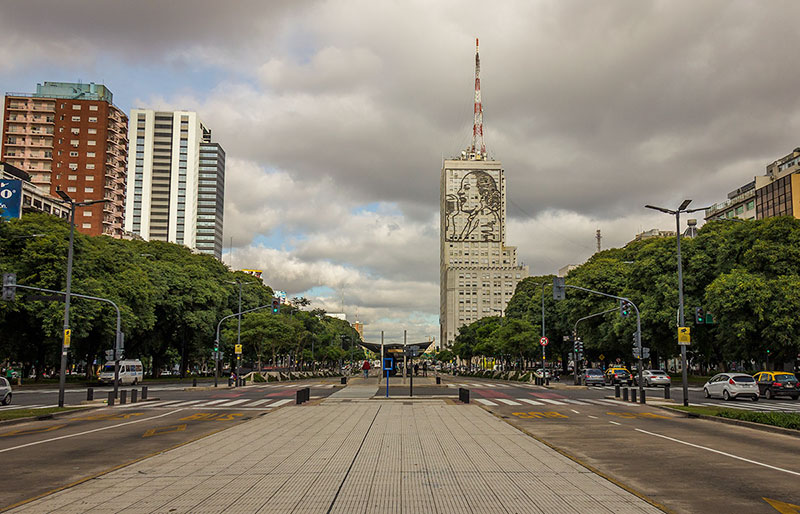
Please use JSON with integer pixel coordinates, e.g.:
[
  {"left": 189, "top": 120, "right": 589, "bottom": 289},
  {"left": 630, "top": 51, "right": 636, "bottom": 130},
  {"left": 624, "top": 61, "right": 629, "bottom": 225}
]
[
  {"left": 630, "top": 389, "right": 637, "bottom": 403},
  {"left": 108, "top": 391, "right": 115, "bottom": 406},
  {"left": 640, "top": 389, "right": 646, "bottom": 404},
  {"left": 192, "top": 378, "right": 197, "bottom": 387},
  {"left": 119, "top": 390, "right": 127, "bottom": 405},
  {"left": 131, "top": 389, "right": 138, "bottom": 403},
  {"left": 87, "top": 387, "right": 94, "bottom": 401},
  {"left": 142, "top": 386, "right": 148, "bottom": 400},
  {"left": 622, "top": 388, "right": 629, "bottom": 401},
  {"left": 664, "top": 385, "right": 670, "bottom": 400},
  {"left": 615, "top": 384, "right": 621, "bottom": 398}
]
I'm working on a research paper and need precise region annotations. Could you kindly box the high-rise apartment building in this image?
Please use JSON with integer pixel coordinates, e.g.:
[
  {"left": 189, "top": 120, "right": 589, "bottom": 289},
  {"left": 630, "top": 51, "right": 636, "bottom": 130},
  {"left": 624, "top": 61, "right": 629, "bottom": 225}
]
[
  {"left": 124, "top": 110, "right": 225, "bottom": 258},
  {"left": 439, "top": 41, "right": 529, "bottom": 348},
  {"left": 2, "top": 82, "right": 128, "bottom": 237}
]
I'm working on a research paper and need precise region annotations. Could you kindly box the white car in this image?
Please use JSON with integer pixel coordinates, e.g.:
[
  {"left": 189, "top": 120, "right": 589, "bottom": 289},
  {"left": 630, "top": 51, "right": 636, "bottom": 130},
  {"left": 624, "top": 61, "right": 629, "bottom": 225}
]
[
  {"left": 533, "top": 369, "right": 551, "bottom": 379},
  {"left": 703, "top": 373, "right": 759, "bottom": 401},
  {"left": 635, "top": 370, "right": 672, "bottom": 387},
  {"left": 0, "top": 377, "right": 11, "bottom": 405}
]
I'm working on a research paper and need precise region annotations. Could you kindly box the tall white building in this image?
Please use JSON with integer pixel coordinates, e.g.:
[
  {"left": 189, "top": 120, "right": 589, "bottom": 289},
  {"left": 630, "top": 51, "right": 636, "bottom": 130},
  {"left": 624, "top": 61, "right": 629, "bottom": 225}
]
[
  {"left": 439, "top": 40, "right": 529, "bottom": 348},
  {"left": 124, "top": 110, "right": 225, "bottom": 258}
]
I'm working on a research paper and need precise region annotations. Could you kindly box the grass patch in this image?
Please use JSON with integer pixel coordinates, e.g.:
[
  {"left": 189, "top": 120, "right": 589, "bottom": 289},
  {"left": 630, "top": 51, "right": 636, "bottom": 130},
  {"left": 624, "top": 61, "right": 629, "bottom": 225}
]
[
  {"left": 0, "top": 406, "right": 84, "bottom": 421},
  {"left": 672, "top": 405, "right": 800, "bottom": 430}
]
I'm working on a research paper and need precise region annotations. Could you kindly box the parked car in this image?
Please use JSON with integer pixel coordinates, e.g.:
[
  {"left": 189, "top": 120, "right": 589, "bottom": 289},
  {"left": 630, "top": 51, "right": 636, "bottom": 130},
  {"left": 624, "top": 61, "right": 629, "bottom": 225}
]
[
  {"left": 533, "top": 369, "right": 551, "bottom": 379},
  {"left": 581, "top": 368, "right": 605, "bottom": 386},
  {"left": 0, "top": 377, "right": 11, "bottom": 405},
  {"left": 605, "top": 367, "right": 633, "bottom": 386},
  {"left": 99, "top": 359, "right": 144, "bottom": 385},
  {"left": 634, "top": 370, "right": 671, "bottom": 388},
  {"left": 703, "top": 373, "right": 759, "bottom": 401},
  {"left": 753, "top": 371, "right": 800, "bottom": 400}
]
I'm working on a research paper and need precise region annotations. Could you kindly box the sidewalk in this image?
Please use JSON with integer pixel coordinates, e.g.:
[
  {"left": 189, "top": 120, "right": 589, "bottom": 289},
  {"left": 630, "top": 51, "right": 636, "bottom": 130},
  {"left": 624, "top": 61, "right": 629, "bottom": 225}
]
[{"left": 9, "top": 401, "right": 662, "bottom": 513}]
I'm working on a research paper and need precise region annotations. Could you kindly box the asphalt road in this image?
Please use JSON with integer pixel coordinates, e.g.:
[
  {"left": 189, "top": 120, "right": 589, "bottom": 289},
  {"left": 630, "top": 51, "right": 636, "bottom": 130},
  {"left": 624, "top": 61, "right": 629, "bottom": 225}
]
[
  {"left": 0, "top": 378, "right": 342, "bottom": 511},
  {"left": 443, "top": 376, "right": 800, "bottom": 514}
]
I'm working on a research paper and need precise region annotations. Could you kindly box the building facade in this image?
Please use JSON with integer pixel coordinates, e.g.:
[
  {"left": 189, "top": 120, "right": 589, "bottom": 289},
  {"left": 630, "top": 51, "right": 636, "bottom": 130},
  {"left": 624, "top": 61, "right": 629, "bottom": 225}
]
[
  {"left": 0, "top": 162, "right": 69, "bottom": 220},
  {"left": 705, "top": 181, "right": 756, "bottom": 221},
  {"left": 755, "top": 147, "right": 800, "bottom": 220},
  {"left": 123, "top": 110, "right": 225, "bottom": 258},
  {"left": 2, "top": 82, "right": 128, "bottom": 237},
  {"left": 439, "top": 157, "right": 529, "bottom": 348}
]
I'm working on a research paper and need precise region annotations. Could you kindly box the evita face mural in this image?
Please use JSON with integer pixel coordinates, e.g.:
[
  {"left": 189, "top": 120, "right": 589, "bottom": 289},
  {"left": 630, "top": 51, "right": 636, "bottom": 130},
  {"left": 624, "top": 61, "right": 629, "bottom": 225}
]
[{"left": 444, "top": 169, "right": 502, "bottom": 242}]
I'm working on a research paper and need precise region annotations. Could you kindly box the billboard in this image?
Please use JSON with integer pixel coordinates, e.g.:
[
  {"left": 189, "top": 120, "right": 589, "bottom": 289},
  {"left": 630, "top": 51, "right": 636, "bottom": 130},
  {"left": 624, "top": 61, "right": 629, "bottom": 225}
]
[
  {"left": 0, "top": 180, "right": 22, "bottom": 220},
  {"left": 443, "top": 168, "right": 502, "bottom": 242}
]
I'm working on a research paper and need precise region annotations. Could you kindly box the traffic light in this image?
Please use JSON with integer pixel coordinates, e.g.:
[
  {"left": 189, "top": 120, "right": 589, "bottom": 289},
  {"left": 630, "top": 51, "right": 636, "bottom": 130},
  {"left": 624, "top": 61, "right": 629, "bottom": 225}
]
[
  {"left": 619, "top": 300, "right": 631, "bottom": 317},
  {"left": 695, "top": 307, "right": 705, "bottom": 324},
  {"left": 2, "top": 273, "right": 16, "bottom": 301},
  {"left": 553, "top": 276, "right": 566, "bottom": 300},
  {"left": 705, "top": 312, "right": 714, "bottom": 324},
  {"left": 272, "top": 297, "right": 280, "bottom": 314}
]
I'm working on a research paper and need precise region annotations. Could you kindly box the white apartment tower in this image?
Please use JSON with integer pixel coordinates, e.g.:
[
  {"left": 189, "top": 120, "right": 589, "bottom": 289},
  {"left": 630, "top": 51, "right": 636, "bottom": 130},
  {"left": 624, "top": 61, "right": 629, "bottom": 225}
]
[
  {"left": 124, "top": 110, "right": 225, "bottom": 258},
  {"left": 439, "top": 40, "right": 529, "bottom": 348}
]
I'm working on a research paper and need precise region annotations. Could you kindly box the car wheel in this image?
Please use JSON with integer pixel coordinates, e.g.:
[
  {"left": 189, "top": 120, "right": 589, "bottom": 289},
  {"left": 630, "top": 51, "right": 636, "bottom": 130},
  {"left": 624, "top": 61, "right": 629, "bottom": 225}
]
[
  {"left": 765, "top": 389, "right": 772, "bottom": 400},
  {"left": 704, "top": 388, "right": 711, "bottom": 399},
  {"left": 723, "top": 390, "right": 731, "bottom": 401},
  {"left": 751, "top": 396, "right": 759, "bottom": 402},
  {"left": 2, "top": 393, "right": 11, "bottom": 405}
]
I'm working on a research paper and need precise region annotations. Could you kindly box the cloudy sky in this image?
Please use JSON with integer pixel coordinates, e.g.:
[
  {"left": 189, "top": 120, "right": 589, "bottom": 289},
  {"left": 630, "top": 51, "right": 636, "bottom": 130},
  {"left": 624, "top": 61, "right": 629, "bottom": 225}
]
[{"left": 3, "top": 0, "right": 800, "bottom": 344}]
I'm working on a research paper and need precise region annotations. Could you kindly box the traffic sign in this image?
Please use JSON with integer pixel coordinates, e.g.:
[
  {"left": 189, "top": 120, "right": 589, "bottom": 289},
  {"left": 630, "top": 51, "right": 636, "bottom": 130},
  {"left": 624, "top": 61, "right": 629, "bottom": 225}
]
[
  {"left": 63, "top": 329, "right": 71, "bottom": 348},
  {"left": 540, "top": 337, "right": 549, "bottom": 346},
  {"left": 598, "top": 354, "right": 605, "bottom": 361},
  {"left": 678, "top": 327, "right": 691, "bottom": 345},
  {"left": 234, "top": 344, "right": 242, "bottom": 355}
]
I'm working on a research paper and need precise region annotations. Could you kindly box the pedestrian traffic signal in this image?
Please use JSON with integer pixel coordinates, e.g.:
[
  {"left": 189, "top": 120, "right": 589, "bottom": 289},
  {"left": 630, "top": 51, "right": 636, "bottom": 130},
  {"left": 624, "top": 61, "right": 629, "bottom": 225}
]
[
  {"left": 272, "top": 297, "right": 280, "bottom": 314},
  {"left": 619, "top": 300, "right": 631, "bottom": 317},
  {"left": 705, "top": 312, "right": 714, "bottom": 324},
  {"left": 2, "top": 273, "right": 16, "bottom": 301},
  {"left": 695, "top": 307, "right": 705, "bottom": 324},
  {"left": 553, "top": 276, "right": 566, "bottom": 300}
]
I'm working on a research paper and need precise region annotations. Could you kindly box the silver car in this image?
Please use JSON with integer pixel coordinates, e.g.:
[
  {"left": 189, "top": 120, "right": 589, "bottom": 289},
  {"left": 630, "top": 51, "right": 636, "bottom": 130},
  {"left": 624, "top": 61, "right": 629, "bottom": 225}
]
[
  {"left": 635, "top": 370, "right": 671, "bottom": 387},
  {"left": 0, "top": 377, "right": 11, "bottom": 405},
  {"left": 703, "top": 373, "right": 759, "bottom": 401},
  {"left": 581, "top": 368, "right": 605, "bottom": 386}
]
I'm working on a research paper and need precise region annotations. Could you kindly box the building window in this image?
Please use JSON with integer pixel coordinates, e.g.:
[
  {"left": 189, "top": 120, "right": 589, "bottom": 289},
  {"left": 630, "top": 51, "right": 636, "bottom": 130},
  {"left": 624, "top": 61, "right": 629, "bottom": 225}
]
[
  {"left": 89, "top": 105, "right": 98, "bottom": 111},
  {"left": 70, "top": 139, "right": 79, "bottom": 146},
  {"left": 68, "top": 174, "right": 77, "bottom": 180},
  {"left": 88, "top": 128, "right": 97, "bottom": 134},
  {"left": 68, "top": 164, "right": 78, "bottom": 170},
  {"left": 72, "top": 105, "right": 81, "bottom": 110},
  {"left": 70, "top": 151, "right": 78, "bottom": 157},
  {"left": 71, "top": 116, "right": 80, "bottom": 122},
  {"left": 87, "top": 152, "right": 95, "bottom": 158},
  {"left": 88, "top": 140, "right": 96, "bottom": 146},
  {"left": 747, "top": 200, "right": 755, "bottom": 210},
  {"left": 88, "top": 117, "right": 97, "bottom": 123},
  {"left": 82, "top": 223, "right": 91, "bottom": 229},
  {"left": 85, "top": 187, "right": 94, "bottom": 193},
  {"left": 86, "top": 175, "right": 94, "bottom": 181},
  {"left": 86, "top": 164, "right": 95, "bottom": 169},
  {"left": 67, "top": 186, "right": 77, "bottom": 192},
  {"left": 83, "top": 211, "right": 92, "bottom": 217},
  {"left": 71, "top": 128, "right": 80, "bottom": 134}
]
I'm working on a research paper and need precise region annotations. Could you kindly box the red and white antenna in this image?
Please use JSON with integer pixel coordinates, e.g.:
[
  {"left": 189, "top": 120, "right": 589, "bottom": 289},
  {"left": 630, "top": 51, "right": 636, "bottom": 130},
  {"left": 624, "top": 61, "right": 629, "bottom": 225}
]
[{"left": 471, "top": 38, "right": 486, "bottom": 158}]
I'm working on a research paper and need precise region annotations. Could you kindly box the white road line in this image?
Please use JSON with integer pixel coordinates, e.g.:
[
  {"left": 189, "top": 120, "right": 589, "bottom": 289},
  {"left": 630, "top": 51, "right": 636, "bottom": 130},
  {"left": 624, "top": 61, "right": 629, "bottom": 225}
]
[
  {"left": 0, "top": 409, "right": 181, "bottom": 454},
  {"left": 635, "top": 428, "right": 800, "bottom": 476},
  {"left": 588, "top": 415, "right": 599, "bottom": 419},
  {"left": 496, "top": 399, "right": 522, "bottom": 406},
  {"left": 246, "top": 399, "right": 273, "bottom": 407},
  {"left": 470, "top": 383, "right": 487, "bottom": 387},
  {"left": 120, "top": 400, "right": 181, "bottom": 409},
  {"left": 476, "top": 399, "right": 498, "bottom": 406},
  {"left": 518, "top": 399, "right": 545, "bottom": 406},
  {"left": 217, "top": 399, "right": 250, "bottom": 407},
  {"left": 0, "top": 404, "right": 40, "bottom": 411},
  {"left": 538, "top": 399, "right": 566, "bottom": 405},
  {"left": 168, "top": 400, "right": 205, "bottom": 407},
  {"left": 609, "top": 421, "right": 621, "bottom": 425},
  {"left": 599, "top": 399, "right": 640, "bottom": 407},
  {"left": 563, "top": 399, "right": 589, "bottom": 405},
  {"left": 270, "top": 399, "right": 293, "bottom": 407},
  {"left": 570, "top": 409, "right": 580, "bottom": 414},
  {"left": 203, "top": 399, "right": 232, "bottom": 406}
]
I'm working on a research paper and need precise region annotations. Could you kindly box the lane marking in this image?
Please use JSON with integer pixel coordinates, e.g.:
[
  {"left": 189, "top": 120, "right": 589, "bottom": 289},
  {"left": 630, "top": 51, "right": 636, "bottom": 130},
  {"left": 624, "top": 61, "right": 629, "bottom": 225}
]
[
  {"left": 570, "top": 409, "right": 580, "bottom": 414},
  {"left": 609, "top": 421, "right": 621, "bottom": 425},
  {"left": 168, "top": 400, "right": 205, "bottom": 407},
  {"left": 476, "top": 399, "right": 498, "bottom": 406},
  {"left": 539, "top": 399, "right": 566, "bottom": 405},
  {"left": 202, "top": 399, "right": 230, "bottom": 405},
  {"left": 270, "top": 399, "right": 293, "bottom": 407},
  {"left": 142, "top": 424, "right": 187, "bottom": 438},
  {"left": 518, "top": 399, "right": 544, "bottom": 406},
  {"left": 217, "top": 399, "right": 250, "bottom": 407},
  {"left": 0, "top": 409, "right": 182, "bottom": 454},
  {"left": 497, "top": 399, "right": 522, "bottom": 406},
  {"left": 246, "top": 399, "right": 273, "bottom": 407},
  {"left": 635, "top": 428, "right": 800, "bottom": 476},
  {"left": 588, "top": 415, "right": 599, "bottom": 419},
  {"left": 0, "top": 424, "right": 67, "bottom": 437},
  {"left": 563, "top": 399, "right": 589, "bottom": 405}
]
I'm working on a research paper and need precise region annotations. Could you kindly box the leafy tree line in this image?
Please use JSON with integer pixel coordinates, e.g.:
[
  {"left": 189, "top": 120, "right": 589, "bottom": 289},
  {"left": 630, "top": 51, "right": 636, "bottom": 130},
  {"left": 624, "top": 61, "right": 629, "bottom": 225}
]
[
  {"left": 452, "top": 217, "right": 800, "bottom": 374},
  {"left": 0, "top": 214, "right": 362, "bottom": 379}
]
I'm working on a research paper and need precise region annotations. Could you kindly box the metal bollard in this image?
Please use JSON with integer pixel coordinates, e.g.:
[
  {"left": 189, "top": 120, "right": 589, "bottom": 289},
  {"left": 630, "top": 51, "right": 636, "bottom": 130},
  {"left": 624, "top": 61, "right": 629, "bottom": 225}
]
[
  {"left": 459, "top": 387, "right": 470, "bottom": 403},
  {"left": 341, "top": 377, "right": 347, "bottom": 385},
  {"left": 142, "top": 386, "right": 148, "bottom": 400},
  {"left": 630, "top": 389, "right": 637, "bottom": 403},
  {"left": 192, "top": 378, "right": 197, "bottom": 387},
  {"left": 436, "top": 377, "right": 441, "bottom": 384},
  {"left": 119, "top": 390, "right": 127, "bottom": 405},
  {"left": 131, "top": 389, "right": 138, "bottom": 403},
  {"left": 622, "top": 388, "right": 629, "bottom": 401},
  {"left": 87, "top": 387, "right": 94, "bottom": 401},
  {"left": 664, "top": 385, "right": 670, "bottom": 400},
  {"left": 615, "top": 384, "right": 621, "bottom": 398},
  {"left": 640, "top": 389, "right": 646, "bottom": 404},
  {"left": 108, "top": 391, "right": 115, "bottom": 406},
  {"left": 297, "top": 389, "right": 304, "bottom": 405}
]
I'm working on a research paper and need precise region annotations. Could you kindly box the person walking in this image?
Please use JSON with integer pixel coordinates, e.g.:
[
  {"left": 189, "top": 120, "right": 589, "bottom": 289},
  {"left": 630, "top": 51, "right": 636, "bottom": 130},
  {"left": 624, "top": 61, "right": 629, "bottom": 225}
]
[
  {"left": 362, "top": 360, "right": 371, "bottom": 379},
  {"left": 422, "top": 361, "right": 428, "bottom": 377},
  {"left": 413, "top": 363, "right": 419, "bottom": 376}
]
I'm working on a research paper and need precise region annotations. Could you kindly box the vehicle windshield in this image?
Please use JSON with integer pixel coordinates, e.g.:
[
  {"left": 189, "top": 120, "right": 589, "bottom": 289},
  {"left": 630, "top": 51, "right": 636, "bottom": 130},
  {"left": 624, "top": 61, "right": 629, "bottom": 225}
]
[
  {"left": 732, "top": 376, "right": 755, "bottom": 383},
  {"left": 775, "top": 374, "right": 798, "bottom": 382},
  {"left": 102, "top": 365, "right": 115, "bottom": 373},
  {"left": 614, "top": 370, "right": 629, "bottom": 375},
  {"left": 585, "top": 369, "right": 602, "bottom": 375}
]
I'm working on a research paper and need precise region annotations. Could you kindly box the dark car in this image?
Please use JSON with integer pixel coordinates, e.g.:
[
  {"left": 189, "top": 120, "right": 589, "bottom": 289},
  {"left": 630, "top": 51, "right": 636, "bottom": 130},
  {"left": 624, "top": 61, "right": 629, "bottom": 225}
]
[
  {"left": 581, "top": 368, "right": 605, "bottom": 386},
  {"left": 605, "top": 367, "right": 633, "bottom": 386},
  {"left": 754, "top": 371, "right": 800, "bottom": 400}
]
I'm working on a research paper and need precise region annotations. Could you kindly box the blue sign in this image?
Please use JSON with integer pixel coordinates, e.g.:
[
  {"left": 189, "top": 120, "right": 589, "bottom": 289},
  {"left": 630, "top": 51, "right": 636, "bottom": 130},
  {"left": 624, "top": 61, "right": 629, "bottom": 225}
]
[
  {"left": 383, "top": 358, "right": 393, "bottom": 371},
  {"left": 0, "top": 180, "right": 22, "bottom": 220}
]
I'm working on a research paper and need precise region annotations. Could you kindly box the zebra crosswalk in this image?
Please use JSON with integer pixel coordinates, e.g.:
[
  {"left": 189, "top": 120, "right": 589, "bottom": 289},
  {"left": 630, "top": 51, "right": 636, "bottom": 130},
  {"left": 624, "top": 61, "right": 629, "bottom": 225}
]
[
  {"left": 691, "top": 401, "right": 800, "bottom": 413},
  {"left": 115, "top": 398, "right": 295, "bottom": 410},
  {"left": 474, "top": 397, "right": 639, "bottom": 408}
]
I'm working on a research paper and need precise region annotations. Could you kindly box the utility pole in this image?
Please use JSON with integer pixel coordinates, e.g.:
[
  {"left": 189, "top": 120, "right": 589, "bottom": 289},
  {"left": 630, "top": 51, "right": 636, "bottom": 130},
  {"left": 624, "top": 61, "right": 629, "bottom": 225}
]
[{"left": 596, "top": 229, "right": 601, "bottom": 253}]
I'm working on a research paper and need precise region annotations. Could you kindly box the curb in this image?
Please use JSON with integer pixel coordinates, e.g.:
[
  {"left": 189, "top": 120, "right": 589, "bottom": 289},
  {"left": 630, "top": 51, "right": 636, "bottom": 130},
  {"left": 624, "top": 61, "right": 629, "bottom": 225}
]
[
  {"left": 657, "top": 405, "right": 800, "bottom": 439},
  {"left": 0, "top": 405, "right": 101, "bottom": 427}
]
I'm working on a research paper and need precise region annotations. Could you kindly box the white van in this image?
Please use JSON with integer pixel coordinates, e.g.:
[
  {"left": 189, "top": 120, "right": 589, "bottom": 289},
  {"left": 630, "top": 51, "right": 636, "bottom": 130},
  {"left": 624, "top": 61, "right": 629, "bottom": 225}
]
[{"left": 99, "top": 359, "right": 144, "bottom": 385}]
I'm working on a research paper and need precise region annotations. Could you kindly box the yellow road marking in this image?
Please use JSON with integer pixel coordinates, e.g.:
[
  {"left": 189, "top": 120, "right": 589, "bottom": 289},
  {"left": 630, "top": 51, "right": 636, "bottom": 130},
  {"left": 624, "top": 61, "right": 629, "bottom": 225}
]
[
  {"left": 0, "top": 424, "right": 67, "bottom": 437},
  {"left": 142, "top": 424, "right": 187, "bottom": 438},
  {"left": 764, "top": 498, "right": 800, "bottom": 513},
  {"left": 179, "top": 412, "right": 244, "bottom": 422},
  {"left": 511, "top": 411, "right": 568, "bottom": 419},
  {"left": 73, "top": 412, "right": 144, "bottom": 421}
]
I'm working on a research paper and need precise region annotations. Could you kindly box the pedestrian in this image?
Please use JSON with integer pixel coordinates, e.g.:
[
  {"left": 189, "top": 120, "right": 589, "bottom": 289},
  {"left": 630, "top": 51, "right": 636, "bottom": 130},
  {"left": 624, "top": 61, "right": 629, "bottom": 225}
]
[
  {"left": 362, "top": 360, "right": 371, "bottom": 379},
  {"left": 414, "top": 363, "right": 419, "bottom": 376},
  {"left": 422, "top": 361, "right": 428, "bottom": 377}
]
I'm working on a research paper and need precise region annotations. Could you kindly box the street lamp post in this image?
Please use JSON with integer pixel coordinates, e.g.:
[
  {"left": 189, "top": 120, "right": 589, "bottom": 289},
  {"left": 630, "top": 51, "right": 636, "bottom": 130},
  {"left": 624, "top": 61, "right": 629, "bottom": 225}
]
[
  {"left": 54, "top": 189, "right": 107, "bottom": 408},
  {"left": 645, "top": 200, "right": 709, "bottom": 407}
]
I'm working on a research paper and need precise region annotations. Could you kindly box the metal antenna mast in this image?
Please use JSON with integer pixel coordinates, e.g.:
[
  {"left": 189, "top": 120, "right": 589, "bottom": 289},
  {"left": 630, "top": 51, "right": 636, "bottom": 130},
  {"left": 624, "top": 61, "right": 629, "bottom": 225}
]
[{"left": 471, "top": 38, "right": 486, "bottom": 159}]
